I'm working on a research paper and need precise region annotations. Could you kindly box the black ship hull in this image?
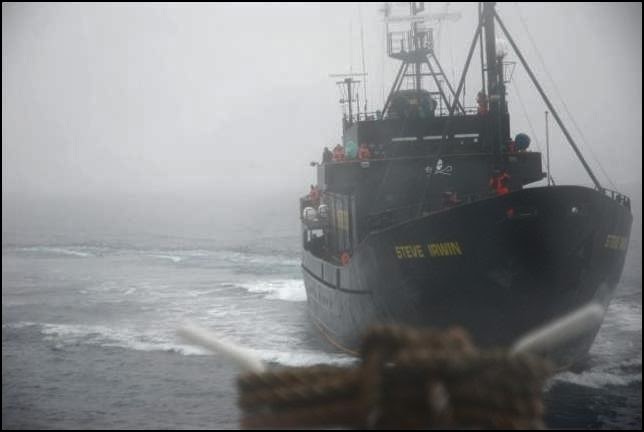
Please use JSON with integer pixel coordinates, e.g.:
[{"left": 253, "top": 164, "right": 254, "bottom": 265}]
[{"left": 302, "top": 186, "right": 632, "bottom": 366}]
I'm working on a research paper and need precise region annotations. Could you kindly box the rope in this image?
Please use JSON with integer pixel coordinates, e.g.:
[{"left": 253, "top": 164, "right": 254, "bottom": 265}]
[
  {"left": 381, "top": 19, "right": 386, "bottom": 107},
  {"left": 359, "top": 3, "right": 368, "bottom": 114},
  {"left": 238, "top": 325, "right": 552, "bottom": 429},
  {"left": 513, "top": 3, "right": 617, "bottom": 190}
]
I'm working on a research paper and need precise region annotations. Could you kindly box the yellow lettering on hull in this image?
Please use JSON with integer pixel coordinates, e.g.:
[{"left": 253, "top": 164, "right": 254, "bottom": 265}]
[
  {"left": 394, "top": 244, "right": 425, "bottom": 259},
  {"left": 604, "top": 234, "right": 628, "bottom": 251},
  {"left": 394, "top": 242, "right": 463, "bottom": 259},
  {"left": 428, "top": 241, "right": 463, "bottom": 257}
]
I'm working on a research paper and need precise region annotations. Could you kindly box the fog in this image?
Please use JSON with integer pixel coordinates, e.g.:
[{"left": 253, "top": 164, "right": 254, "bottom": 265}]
[{"left": 2, "top": 3, "right": 642, "bottom": 241}]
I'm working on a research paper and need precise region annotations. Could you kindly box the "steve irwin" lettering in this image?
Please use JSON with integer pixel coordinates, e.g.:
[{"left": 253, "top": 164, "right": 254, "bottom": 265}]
[{"left": 394, "top": 242, "right": 463, "bottom": 259}]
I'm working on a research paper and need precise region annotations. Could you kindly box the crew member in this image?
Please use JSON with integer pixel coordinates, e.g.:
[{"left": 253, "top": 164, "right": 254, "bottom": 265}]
[
  {"left": 332, "top": 144, "right": 345, "bottom": 162},
  {"left": 506, "top": 139, "right": 517, "bottom": 153},
  {"left": 309, "top": 184, "right": 320, "bottom": 206},
  {"left": 358, "top": 143, "right": 371, "bottom": 160},
  {"left": 489, "top": 169, "right": 511, "bottom": 196}
]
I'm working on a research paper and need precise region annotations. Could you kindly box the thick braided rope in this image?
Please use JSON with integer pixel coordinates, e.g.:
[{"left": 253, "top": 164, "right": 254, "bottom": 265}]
[{"left": 238, "top": 325, "right": 552, "bottom": 429}]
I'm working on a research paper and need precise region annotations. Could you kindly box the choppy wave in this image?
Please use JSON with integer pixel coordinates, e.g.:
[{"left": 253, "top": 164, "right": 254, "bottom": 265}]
[
  {"left": 2, "top": 321, "right": 40, "bottom": 330},
  {"left": 237, "top": 279, "right": 307, "bottom": 301},
  {"left": 4, "top": 237, "right": 640, "bottom": 397},
  {"left": 12, "top": 246, "right": 95, "bottom": 257},
  {"left": 7, "top": 321, "right": 640, "bottom": 375},
  {"left": 552, "top": 295, "right": 642, "bottom": 390},
  {"left": 554, "top": 368, "right": 642, "bottom": 389},
  {"left": 224, "top": 251, "right": 299, "bottom": 267},
  {"left": 3, "top": 321, "right": 351, "bottom": 367},
  {"left": 604, "top": 299, "right": 642, "bottom": 333},
  {"left": 5, "top": 243, "right": 300, "bottom": 269},
  {"left": 149, "top": 254, "right": 185, "bottom": 263},
  {"left": 4, "top": 322, "right": 208, "bottom": 356}
]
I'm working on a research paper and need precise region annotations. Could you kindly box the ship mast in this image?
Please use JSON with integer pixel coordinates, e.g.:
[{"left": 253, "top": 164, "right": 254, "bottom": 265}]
[
  {"left": 381, "top": 2, "right": 462, "bottom": 116},
  {"left": 330, "top": 73, "right": 366, "bottom": 128},
  {"left": 482, "top": 2, "right": 503, "bottom": 160}
]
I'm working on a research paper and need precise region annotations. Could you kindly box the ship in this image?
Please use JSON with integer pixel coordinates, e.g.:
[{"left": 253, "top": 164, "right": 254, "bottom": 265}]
[{"left": 299, "top": 2, "right": 633, "bottom": 367}]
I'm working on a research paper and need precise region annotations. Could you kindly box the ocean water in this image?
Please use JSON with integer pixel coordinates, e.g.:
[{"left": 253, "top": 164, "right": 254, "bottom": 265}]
[{"left": 2, "top": 231, "right": 641, "bottom": 429}]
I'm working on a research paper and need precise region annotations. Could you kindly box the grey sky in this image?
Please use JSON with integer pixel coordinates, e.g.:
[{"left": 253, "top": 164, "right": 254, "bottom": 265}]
[{"left": 2, "top": 3, "right": 642, "bottom": 204}]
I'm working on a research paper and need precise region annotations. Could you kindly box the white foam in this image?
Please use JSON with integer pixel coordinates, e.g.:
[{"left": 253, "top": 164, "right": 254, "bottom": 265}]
[
  {"left": 2, "top": 321, "right": 39, "bottom": 330},
  {"left": 145, "top": 249, "right": 297, "bottom": 266},
  {"left": 238, "top": 279, "right": 307, "bottom": 302},
  {"left": 6, "top": 320, "right": 365, "bottom": 372},
  {"left": 10, "top": 321, "right": 350, "bottom": 369},
  {"left": 164, "top": 249, "right": 210, "bottom": 257},
  {"left": 553, "top": 370, "right": 642, "bottom": 389},
  {"left": 150, "top": 254, "right": 184, "bottom": 263},
  {"left": 10, "top": 245, "right": 301, "bottom": 270},
  {"left": 18, "top": 246, "right": 93, "bottom": 257},
  {"left": 26, "top": 322, "right": 208, "bottom": 355},
  {"left": 142, "top": 250, "right": 205, "bottom": 264},
  {"left": 604, "top": 300, "right": 642, "bottom": 333},
  {"left": 254, "top": 348, "right": 355, "bottom": 367},
  {"left": 223, "top": 251, "right": 299, "bottom": 267},
  {"left": 551, "top": 302, "right": 643, "bottom": 390}
]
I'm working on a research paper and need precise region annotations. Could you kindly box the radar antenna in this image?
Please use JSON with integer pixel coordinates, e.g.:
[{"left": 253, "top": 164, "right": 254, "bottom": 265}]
[{"left": 381, "top": 2, "right": 463, "bottom": 115}]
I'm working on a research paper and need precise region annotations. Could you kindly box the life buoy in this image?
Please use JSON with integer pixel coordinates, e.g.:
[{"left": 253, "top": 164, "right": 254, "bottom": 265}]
[{"left": 340, "top": 252, "right": 350, "bottom": 266}]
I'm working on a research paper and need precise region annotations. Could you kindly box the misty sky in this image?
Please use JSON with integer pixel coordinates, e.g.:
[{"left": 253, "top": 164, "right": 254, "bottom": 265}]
[{"left": 2, "top": 3, "right": 642, "bottom": 239}]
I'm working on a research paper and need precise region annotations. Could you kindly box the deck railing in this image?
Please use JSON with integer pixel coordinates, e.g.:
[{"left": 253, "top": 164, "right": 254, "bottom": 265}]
[
  {"left": 601, "top": 188, "right": 631, "bottom": 211},
  {"left": 346, "top": 106, "right": 479, "bottom": 124}
]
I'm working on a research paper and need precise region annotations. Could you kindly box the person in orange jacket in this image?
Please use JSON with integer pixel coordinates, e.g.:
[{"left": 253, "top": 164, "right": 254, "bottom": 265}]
[{"left": 489, "top": 169, "right": 511, "bottom": 196}]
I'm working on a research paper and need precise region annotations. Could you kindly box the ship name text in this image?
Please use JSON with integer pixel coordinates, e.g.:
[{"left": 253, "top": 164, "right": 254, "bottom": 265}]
[
  {"left": 604, "top": 234, "right": 628, "bottom": 251},
  {"left": 394, "top": 242, "right": 463, "bottom": 259}
]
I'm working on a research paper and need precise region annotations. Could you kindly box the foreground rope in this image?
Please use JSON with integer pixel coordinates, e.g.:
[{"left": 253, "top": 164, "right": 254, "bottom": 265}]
[{"left": 238, "top": 325, "right": 553, "bottom": 429}]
